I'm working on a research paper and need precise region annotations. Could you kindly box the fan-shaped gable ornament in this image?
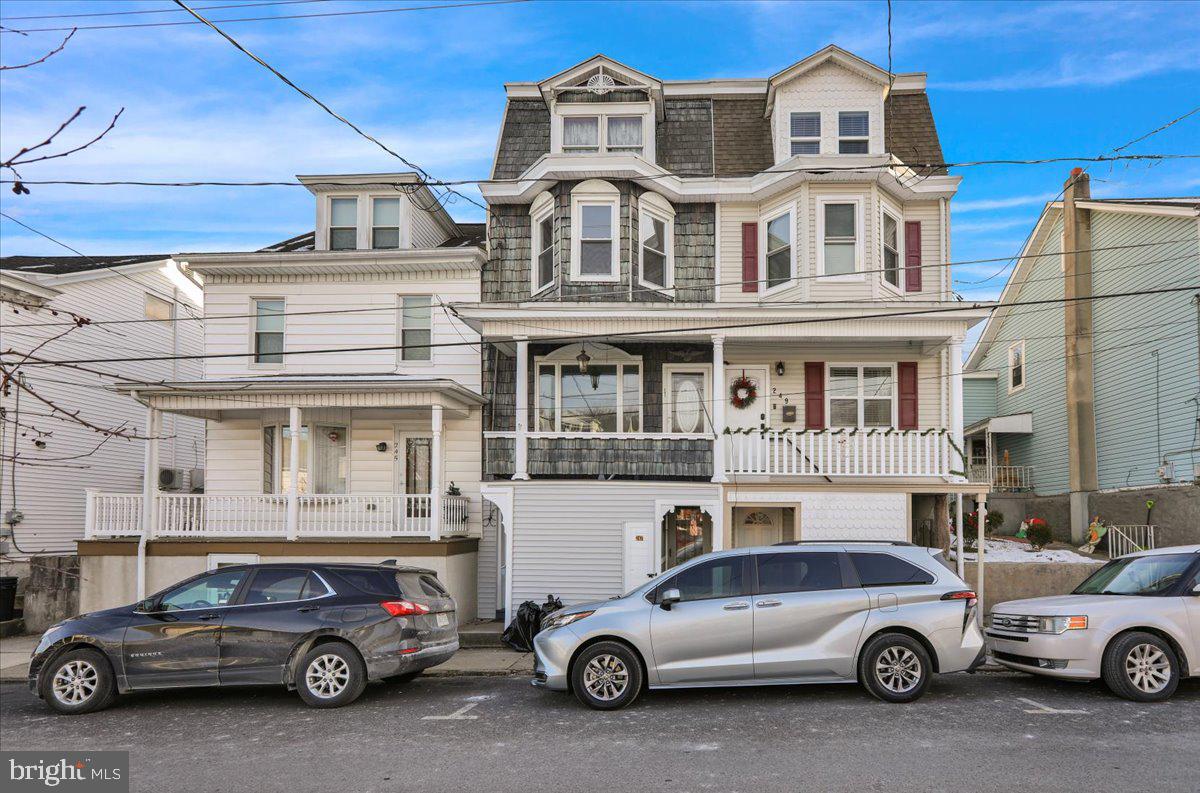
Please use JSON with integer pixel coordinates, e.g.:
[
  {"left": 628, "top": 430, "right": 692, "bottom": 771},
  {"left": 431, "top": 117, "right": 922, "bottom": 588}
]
[{"left": 586, "top": 73, "right": 617, "bottom": 95}]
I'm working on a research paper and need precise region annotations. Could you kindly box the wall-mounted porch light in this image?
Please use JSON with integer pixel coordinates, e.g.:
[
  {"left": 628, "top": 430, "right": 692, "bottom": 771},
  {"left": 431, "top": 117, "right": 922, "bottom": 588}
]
[{"left": 775, "top": 361, "right": 785, "bottom": 377}]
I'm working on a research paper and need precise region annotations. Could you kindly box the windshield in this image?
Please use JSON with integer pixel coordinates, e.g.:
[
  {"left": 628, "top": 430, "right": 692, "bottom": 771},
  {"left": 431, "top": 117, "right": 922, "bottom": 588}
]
[{"left": 1073, "top": 553, "right": 1196, "bottom": 596}]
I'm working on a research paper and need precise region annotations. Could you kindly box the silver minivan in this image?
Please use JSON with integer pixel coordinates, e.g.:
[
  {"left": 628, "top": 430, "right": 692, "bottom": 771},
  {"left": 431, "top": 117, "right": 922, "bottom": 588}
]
[{"left": 532, "top": 541, "right": 986, "bottom": 709}]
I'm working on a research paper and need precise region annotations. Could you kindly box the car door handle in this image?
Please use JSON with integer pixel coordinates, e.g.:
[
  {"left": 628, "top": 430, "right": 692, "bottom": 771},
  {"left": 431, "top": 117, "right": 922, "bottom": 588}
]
[
  {"left": 196, "top": 613, "right": 220, "bottom": 621},
  {"left": 296, "top": 605, "right": 320, "bottom": 613},
  {"left": 756, "top": 600, "right": 782, "bottom": 608},
  {"left": 723, "top": 602, "right": 750, "bottom": 611}
]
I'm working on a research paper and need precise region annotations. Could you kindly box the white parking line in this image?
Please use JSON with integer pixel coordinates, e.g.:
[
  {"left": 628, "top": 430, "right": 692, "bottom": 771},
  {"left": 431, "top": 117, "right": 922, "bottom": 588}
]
[
  {"left": 1019, "top": 697, "right": 1090, "bottom": 715},
  {"left": 422, "top": 703, "right": 480, "bottom": 720}
]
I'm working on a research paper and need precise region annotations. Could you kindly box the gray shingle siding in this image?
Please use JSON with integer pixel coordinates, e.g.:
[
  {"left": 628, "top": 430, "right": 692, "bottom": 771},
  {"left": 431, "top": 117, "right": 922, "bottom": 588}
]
[
  {"left": 492, "top": 99, "right": 551, "bottom": 180},
  {"left": 669, "top": 203, "right": 716, "bottom": 302},
  {"left": 656, "top": 98, "right": 714, "bottom": 176},
  {"left": 483, "top": 205, "right": 532, "bottom": 303},
  {"left": 884, "top": 92, "right": 947, "bottom": 174},
  {"left": 527, "top": 437, "right": 712, "bottom": 478},
  {"left": 711, "top": 96, "right": 773, "bottom": 177}
]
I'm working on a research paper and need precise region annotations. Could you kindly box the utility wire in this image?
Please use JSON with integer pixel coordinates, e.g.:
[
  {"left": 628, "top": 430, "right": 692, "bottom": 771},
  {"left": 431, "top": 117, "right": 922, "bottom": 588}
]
[{"left": 0, "top": 0, "right": 326, "bottom": 22}]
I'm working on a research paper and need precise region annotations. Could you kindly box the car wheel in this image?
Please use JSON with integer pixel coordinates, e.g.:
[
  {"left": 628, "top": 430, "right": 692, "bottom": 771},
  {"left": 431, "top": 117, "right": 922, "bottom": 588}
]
[
  {"left": 39, "top": 648, "right": 116, "bottom": 715},
  {"left": 296, "top": 643, "right": 367, "bottom": 708},
  {"left": 571, "top": 641, "right": 642, "bottom": 711},
  {"left": 1101, "top": 632, "right": 1179, "bottom": 702},
  {"left": 859, "top": 633, "right": 932, "bottom": 704}
]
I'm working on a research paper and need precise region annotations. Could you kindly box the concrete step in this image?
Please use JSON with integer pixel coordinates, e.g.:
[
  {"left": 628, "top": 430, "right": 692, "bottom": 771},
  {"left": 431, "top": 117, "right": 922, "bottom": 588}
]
[{"left": 458, "top": 620, "right": 506, "bottom": 648}]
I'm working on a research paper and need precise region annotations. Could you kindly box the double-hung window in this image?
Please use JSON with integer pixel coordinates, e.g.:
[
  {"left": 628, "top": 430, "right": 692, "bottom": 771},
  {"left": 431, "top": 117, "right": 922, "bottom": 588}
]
[
  {"left": 577, "top": 203, "right": 616, "bottom": 279},
  {"left": 398, "top": 296, "right": 432, "bottom": 362},
  {"left": 533, "top": 212, "right": 555, "bottom": 293},
  {"left": 664, "top": 366, "right": 710, "bottom": 434},
  {"left": 828, "top": 365, "right": 894, "bottom": 428},
  {"left": 372, "top": 197, "right": 402, "bottom": 249},
  {"left": 789, "top": 112, "right": 821, "bottom": 155},
  {"left": 562, "top": 114, "right": 644, "bottom": 156},
  {"left": 606, "top": 116, "right": 643, "bottom": 155},
  {"left": 252, "top": 298, "right": 284, "bottom": 364},
  {"left": 838, "top": 111, "right": 869, "bottom": 154},
  {"left": 329, "top": 197, "right": 358, "bottom": 250},
  {"left": 263, "top": 424, "right": 348, "bottom": 494},
  {"left": 639, "top": 194, "right": 673, "bottom": 290},
  {"left": 563, "top": 116, "right": 600, "bottom": 152},
  {"left": 820, "top": 200, "right": 859, "bottom": 277},
  {"left": 882, "top": 210, "right": 901, "bottom": 289},
  {"left": 1008, "top": 341, "right": 1025, "bottom": 393},
  {"left": 537, "top": 358, "right": 641, "bottom": 433},
  {"left": 764, "top": 209, "right": 793, "bottom": 290}
]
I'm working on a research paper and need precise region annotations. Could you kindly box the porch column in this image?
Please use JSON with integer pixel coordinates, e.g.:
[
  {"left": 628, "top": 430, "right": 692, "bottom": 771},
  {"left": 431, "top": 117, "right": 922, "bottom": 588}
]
[
  {"left": 513, "top": 338, "right": 530, "bottom": 480},
  {"left": 137, "top": 405, "right": 161, "bottom": 600},
  {"left": 975, "top": 493, "right": 988, "bottom": 625},
  {"left": 955, "top": 493, "right": 965, "bottom": 579},
  {"left": 286, "top": 405, "right": 301, "bottom": 541},
  {"left": 430, "top": 404, "right": 444, "bottom": 541},
  {"left": 948, "top": 337, "right": 964, "bottom": 479},
  {"left": 710, "top": 335, "right": 728, "bottom": 483}
]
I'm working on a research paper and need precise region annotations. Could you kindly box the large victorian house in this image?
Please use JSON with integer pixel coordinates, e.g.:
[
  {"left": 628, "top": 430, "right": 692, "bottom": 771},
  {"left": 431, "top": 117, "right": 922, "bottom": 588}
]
[{"left": 457, "top": 46, "right": 991, "bottom": 622}]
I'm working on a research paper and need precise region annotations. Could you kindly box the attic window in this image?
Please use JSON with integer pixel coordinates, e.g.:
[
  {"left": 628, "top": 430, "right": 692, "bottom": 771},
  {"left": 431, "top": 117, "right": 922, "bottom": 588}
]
[
  {"left": 838, "top": 112, "right": 869, "bottom": 154},
  {"left": 606, "top": 117, "right": 642, "bottom": 154},
  {"left": 372, "top": 197, "right": 402, "bottom": 249},
  {"left": 789, "top": 112, "right": 820, "bottom": 155},
  {"left": 563, "top": 117, "right": 599, "bottom": 152},
  {"left": 329, "top": 197, "right": 358, "bottom": 250}
]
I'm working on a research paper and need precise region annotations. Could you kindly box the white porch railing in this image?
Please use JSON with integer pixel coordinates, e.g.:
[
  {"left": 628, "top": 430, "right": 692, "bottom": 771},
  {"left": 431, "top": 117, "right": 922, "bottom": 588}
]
[
  {"left": 992, "top": 465, "right": 1034, "bottom": 492},
  {"left": 1107, "top": 525, "right": 1157, "bottom": 559},
  {"left": 726, "top": 430, "right": 951, "bottom": 477},
  {"left": 85, "top": 492, "right": 470, "bottom": 540}
]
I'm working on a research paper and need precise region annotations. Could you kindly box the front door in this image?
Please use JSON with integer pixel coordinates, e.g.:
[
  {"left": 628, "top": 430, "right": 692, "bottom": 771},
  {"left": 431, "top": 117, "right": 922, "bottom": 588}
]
[
  {"left": 650, "top": 553, "right": 753, "bottom": 684},
  {"left": 219, "top": 568, "right": 332, "bottom": 684},
  {"left": 750, "top": 551, "right": 870, "bottom": 680},
  {"left": 733, "top": 507, "right": 786, "bottom": 547},
  {"left": 122, "top": 568, "right": 249, "bottom": 689},
  {"left": 623, "top": 521, "right": 656, "bottom": 591},
  {"left": 726, "top": 367, "right": 769, "bottom": 468},
  {"left": 394, "top": 430, "right": 433, "bottom": 529}
]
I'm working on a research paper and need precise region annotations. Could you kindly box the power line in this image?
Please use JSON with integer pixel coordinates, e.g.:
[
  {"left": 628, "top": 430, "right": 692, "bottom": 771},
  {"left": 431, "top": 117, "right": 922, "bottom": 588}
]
[
  {"left": 7, "top": 285, "right": 1196, "bottom": 368},
  {"left": 0, "top": 0, "right": 326, "bottom": 22},
  {"left": 0, "top": 0, "right": 528, "bottom": 33}
]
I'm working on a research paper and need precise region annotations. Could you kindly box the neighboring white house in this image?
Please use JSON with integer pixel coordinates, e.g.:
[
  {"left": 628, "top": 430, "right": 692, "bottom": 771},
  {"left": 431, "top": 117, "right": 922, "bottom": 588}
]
[
  {"left": 77, "top": 174, "right": 489, "bottom": 619},
  {"left": 0, "top": 256, "right": 205, "bottom": 575}
]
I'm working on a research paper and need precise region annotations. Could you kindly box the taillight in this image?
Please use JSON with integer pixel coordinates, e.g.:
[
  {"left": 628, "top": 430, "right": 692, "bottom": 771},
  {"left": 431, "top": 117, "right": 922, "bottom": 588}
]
[
  {"left": 941, "top": 590, "right": 978, "bottom": 607},
  {"left": 380, "top": 600, "right": 430, "bottom": 617}
]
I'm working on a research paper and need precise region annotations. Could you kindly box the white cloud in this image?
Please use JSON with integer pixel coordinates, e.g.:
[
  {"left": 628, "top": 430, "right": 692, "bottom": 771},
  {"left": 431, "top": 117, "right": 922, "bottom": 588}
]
[
  {"left": 953, "top": 193, "right": 1055, "bottom": 213},
  {"left": 953, "top": 217, "right": 1035, "bottom": 234},
  {"left": 936, "top": 46, "right": 1200, "bottom": 91}
]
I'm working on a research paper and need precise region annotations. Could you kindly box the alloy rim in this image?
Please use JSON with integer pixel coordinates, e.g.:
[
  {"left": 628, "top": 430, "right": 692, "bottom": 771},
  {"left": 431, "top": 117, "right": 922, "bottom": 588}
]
[
  {"left": 1125, "top": 643, "right": 1171, "bottom": 694},
  {"left": 875, "top": 646, "right": 923, "bottom": 694},
  {"left": 305, "top": 654, "right": 351, "bottom": 699},
  {"left": 583, "top": 654, "right": 629, "bottom": 701},
  {"left": 52, "top": 660, "right": 98, "bottom": 706}
]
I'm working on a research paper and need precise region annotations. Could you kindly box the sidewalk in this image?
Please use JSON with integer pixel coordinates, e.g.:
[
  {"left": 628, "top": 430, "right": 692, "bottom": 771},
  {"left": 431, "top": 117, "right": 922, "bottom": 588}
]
[{"left": 0, "top": 634, "right": 531, "bottom": 683}]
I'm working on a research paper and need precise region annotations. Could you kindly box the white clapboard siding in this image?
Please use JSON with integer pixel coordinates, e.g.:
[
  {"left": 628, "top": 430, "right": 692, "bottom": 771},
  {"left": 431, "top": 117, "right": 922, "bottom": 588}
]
[{"left": 0, "top": 262, "right": 205, "bottom": 556}]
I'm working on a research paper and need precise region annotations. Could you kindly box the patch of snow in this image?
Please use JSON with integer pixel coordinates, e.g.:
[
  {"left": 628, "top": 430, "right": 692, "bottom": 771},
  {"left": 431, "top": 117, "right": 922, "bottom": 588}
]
[{"left": 949, "top": 537, "right": 1099, "bottom": 564}]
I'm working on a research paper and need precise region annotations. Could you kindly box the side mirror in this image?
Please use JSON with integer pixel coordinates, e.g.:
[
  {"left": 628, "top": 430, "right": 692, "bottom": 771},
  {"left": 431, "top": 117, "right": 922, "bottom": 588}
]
[
  {"left": 660, "top": 588, "right": 681, "bottom": 610},
  {"left": 136, "top": 597, "right": 159, "bottom": 613}
]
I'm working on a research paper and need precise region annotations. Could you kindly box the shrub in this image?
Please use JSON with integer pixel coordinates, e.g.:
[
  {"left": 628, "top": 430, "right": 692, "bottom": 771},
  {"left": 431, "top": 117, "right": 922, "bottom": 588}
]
[
  {"left": 1027, "top": 518, "right": 1052, "bottom": 550},
  {"left": 964, "top": 509, "right": 1005, "bottom": 537}
]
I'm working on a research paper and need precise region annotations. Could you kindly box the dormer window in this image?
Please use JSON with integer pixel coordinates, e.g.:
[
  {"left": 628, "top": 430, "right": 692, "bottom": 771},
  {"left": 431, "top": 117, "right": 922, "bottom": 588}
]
[
  {"left": 557, "top": 111, "right": 648, "bottom": 157},
  {"left": 563, "top": 116, "right": 599, "bottom": 152},
  {"left": 372, "top": 197, "right": 402, "bottom": 249},
  {"left": 329, "top": 197, "right": 358, "bottom": 250},
  {"left": 789, "top": 112, "right": 821, "bottom": 155},
  {"left": 606, "top": 116, "right": 643, "bottom": 154},
  {"left": 838, "top": 111, "right": 869, "bottom": 154}
]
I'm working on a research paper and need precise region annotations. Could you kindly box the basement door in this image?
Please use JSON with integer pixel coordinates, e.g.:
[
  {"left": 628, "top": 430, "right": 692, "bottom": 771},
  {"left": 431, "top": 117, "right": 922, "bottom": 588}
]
[{"left": 623, "top": 521, "right": 656, "bottom": 591}]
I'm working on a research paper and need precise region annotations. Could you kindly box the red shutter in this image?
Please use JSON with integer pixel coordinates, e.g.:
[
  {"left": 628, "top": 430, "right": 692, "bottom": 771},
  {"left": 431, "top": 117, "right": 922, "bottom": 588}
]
[
  {"left": 741, "top": 222, "right": 758, "bottom": 293},
  {"left": 804, "top": 362, "right": 825, "bottom": 430},
  {"left": 897, "top": 361, "right": 918, "bottom": 430},
  {"left": 904, "top": 221, "right": 922, "bottom": 292}
]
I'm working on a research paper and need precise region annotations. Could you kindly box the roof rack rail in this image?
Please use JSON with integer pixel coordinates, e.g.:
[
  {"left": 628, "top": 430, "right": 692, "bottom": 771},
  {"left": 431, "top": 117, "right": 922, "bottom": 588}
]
[{"left": 771, "top": 540, "right": 917, "bottom": 547}]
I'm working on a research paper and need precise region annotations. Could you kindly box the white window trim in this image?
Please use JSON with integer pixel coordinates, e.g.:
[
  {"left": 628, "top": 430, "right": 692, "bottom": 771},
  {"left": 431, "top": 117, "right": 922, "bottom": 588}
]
[
  {"left": 370, "top": 195, "right": 406, "bottom": 250},
  {"left": 760, "top": 203, "right": 797, "bottom": 295},
  {"left": 837, "top": 110, "right": 871, "bottom": 154},
  {"left": 879, "top": 201, "right": 904, "bottom": 295},
  {"left": 327, "top": 195, "right": 360, "bottom": 250},
  {"left": 207, "top": 553, "right": 259, "bottom": 571},
  {"left": 552, "top": 101, "right": 656, "bottom": 163},
  {"left": 816, "top": 195, "right": 865, "bottom": 281},
  {"left": 637, "top": 194, "right": 675, "bottom": 293},
  {"left": 662, "top": 363, "right": 713, "bottom": 435},
  {"left": 825, "top": 362, "right": 898, "bottom": 429},
  {"left": 263, "top": 422, "right": 351, "bottom": 495},
  {"left": 534, "top": 345, "right": 644, "bottom": 433},
  {"left": 788, "top": 111, "right": 821, "bottom": 156},
  {"left": 397, "top": 293, "right": 435, "bottom": 365},
  {"left": 249, "top": 296, "right": 285, "bottom": 369},
  {"left": 570, "top": 182, "right": 621, "bottom": 283},
  {"left": 530, "top": 192, "right": 555, "bottom": 295},
  {"left": 144, "top": 292, "right": 175, "bottom": 322},
  {"left": 1007, "top": 340, "right": 1026, "bottom": 394}
]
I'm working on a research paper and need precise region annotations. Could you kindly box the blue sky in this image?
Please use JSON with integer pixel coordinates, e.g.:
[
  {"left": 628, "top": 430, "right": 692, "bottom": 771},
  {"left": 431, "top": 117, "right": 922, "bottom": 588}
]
[{"left": 2, "top": 0, "right": 1198, "bottom": 304}]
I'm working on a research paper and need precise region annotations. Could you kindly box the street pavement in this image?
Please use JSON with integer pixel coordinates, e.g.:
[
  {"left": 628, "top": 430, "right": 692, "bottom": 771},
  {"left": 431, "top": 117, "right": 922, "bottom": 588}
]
[{"left": 2, "top": 671, "right": 1197, "bottom": 792}]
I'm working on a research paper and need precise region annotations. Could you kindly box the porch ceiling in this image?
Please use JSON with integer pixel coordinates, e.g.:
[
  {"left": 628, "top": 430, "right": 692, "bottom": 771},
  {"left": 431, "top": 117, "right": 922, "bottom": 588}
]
[{"left": 114, "top": 376, "right": 485, "bottom": 419}]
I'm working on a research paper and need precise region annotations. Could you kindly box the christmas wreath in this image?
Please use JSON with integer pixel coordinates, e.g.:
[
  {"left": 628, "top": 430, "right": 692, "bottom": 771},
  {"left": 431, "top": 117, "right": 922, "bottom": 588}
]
[{"left": 729, "top": 373, "right": 757, "bottom": 409}]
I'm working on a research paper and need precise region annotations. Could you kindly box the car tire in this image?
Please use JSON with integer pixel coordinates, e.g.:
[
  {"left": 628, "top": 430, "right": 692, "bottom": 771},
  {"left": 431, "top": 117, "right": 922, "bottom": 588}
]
[
  {"left": 571, "top": 641, "right": 643, "bottom": 711},
  {"left": 295, "top": 643, "right": 367, "bottom": 708},
  {"left": 858, "top": 633, "right": 933, "bottom": 704},
  {"left": 39, "top": 648, "right": 116, "bottom": 715},
  {"left": 1101, "top": 631, "right": 1180, "bottom": 703}
]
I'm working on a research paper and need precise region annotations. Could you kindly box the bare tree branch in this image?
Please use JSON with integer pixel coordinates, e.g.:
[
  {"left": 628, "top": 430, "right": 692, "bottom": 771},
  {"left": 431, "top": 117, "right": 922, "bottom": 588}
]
[
  {"left": 0, "top": 27, "right": 75, "bottom": 70},
  {"left": 4, "top": 425, "right": 120, "bottom": 463},
  {"left": 0, "top": 362, "right": 162, "bottom": 441},
  {"left": 2, "top": 106, "right": 125, "bottom": 172}
]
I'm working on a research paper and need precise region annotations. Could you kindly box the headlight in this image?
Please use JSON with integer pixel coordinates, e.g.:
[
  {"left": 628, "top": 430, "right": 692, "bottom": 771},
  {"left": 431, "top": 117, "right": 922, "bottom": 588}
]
[
  {"left": 1038, "top": 615, "right": 1088, "bottom": 634},
  {"left": 541, "top": 610, "right": 594, "bottom": 631}
]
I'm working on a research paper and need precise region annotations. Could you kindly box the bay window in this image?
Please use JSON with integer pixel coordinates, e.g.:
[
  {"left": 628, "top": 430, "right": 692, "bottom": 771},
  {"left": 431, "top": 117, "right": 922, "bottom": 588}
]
[
  {"left": 764, "top": 209, "right": 793, "bottom": 290},
  {"left": 828, "top": 365, "right": 894, "bottom": 428},
  {"left": 530, "top": 191, "right": 555, "bottom": 294},
  {"left": 329, "top": 197, "right": 358, "bottom": 250},
  {"left": 664, "top": 366, "right": 711, "bottom": 434},
  {"left": 263, "top": 424, "right": 348, "bottom": 494},
  {"left": 639, "top": 192, "right": 674, "bottom": 290},
  {"left": 819, "top": 199, "right": 860, "bottom": 277},
  {"left": 882, "top": 210, "right": 901, "bottom": 289},
  {"left": 570, "top": 181, "right": 620, "bottom": 281}
]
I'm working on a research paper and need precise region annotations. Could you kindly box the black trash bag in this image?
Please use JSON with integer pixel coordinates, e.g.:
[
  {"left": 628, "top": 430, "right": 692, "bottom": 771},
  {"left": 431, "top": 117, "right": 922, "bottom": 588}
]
[{"left": 501, "top": 594, "right": 563, "bottom": 652}]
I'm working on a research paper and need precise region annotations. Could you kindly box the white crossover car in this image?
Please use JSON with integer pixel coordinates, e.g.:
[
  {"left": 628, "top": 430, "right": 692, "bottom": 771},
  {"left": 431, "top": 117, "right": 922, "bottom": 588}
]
[{"left": 987, "top": 545, "right": 1200, "bottom": 701}]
